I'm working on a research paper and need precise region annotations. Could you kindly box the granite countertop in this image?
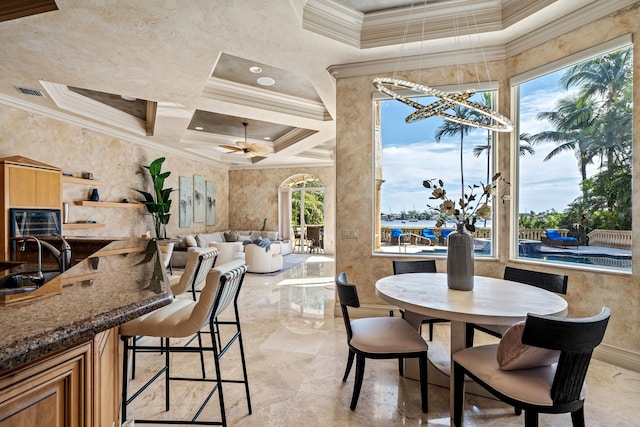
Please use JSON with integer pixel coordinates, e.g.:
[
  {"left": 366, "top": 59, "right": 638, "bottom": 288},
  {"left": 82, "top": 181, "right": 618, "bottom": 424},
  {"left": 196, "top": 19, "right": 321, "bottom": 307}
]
[{"left": 0, "top": 238, "right": 172, "bottom": 372}]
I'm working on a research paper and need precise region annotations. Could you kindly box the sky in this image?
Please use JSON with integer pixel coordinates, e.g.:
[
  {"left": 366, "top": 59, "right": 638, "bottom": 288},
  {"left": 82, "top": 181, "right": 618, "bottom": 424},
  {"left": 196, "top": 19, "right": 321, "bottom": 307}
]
[{"left": 379, "top": 70, "right": 586, "bottom": 216}]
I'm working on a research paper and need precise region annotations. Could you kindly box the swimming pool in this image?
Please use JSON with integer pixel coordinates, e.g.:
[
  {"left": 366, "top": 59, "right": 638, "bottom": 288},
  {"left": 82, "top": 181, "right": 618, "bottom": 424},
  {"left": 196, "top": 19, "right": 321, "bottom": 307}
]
[{"left": 519, "top": 252, "right": 631, "bottom": 270}]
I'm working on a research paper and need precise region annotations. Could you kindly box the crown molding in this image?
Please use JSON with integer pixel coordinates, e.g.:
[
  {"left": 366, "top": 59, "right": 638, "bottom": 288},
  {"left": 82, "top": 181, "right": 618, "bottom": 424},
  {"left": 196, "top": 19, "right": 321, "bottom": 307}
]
[
  {"left": 301, "top": 0, "right": 363, "bottom": 48},
  {"left": 0, "top": 94, "right": 229, "bottom": 169},
  {"left": 327, "top": 45, "right": 506, "bottom": 78},
  {"left": 203, "top": 77, "right": 331, "bottom": 122}
]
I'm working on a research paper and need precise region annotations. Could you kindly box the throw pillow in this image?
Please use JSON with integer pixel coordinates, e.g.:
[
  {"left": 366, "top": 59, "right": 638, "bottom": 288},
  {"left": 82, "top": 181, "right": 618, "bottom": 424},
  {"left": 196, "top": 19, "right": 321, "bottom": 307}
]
[
  {"left": 238, "top": 234, "right": 251, "bottom": 242},
  {"left": 497, "top": 321, "right": 560, "bottom": 370},
  {"left": 184, "top": 235, "right": 197, "bottom": 247},
  {"left": 224, "top": 231, "right": 238, "bottom": 242},
  {"left": 267, "top": 231, "right": 279, "bottom": 241}
]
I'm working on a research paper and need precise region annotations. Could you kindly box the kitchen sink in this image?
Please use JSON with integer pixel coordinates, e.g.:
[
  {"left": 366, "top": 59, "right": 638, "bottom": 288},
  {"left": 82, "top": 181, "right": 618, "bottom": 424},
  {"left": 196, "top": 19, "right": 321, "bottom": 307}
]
[{"left": 0, "top": 271, "right": 60, "bottom": 295}]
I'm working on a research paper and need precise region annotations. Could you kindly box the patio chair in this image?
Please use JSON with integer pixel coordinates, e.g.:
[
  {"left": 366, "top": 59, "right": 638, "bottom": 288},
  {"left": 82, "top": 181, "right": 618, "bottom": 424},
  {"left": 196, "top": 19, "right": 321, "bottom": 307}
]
[
  {"left": 421, "top": 228, "right": 438, "bottom": 245},
  {"left": 440, "top": 229, "right": 454, "bottom": 246},
  {"left": 390, "top": 228, "right": 409, "bottom": 250},
  {"left": 543, "top": 229, "right": 579, "bottom": 248}
]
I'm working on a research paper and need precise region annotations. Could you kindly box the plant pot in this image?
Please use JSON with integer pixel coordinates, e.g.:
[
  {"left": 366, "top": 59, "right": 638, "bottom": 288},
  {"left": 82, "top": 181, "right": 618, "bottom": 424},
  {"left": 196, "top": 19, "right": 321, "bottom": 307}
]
[{"left": 446, "top": 222, "right": 474, "bottom": 291}]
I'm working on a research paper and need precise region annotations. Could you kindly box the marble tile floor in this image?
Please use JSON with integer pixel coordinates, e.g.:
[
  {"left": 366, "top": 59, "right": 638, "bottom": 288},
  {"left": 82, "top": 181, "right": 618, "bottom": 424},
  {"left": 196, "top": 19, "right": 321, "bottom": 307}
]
[{"left": 126, "top": 255, "right": 639, "bottom": 426}]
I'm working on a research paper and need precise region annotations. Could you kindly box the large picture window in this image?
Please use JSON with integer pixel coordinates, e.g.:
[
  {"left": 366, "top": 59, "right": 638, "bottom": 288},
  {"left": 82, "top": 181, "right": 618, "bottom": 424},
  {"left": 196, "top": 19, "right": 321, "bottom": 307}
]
[
  {"left": 373, "top": 87, "right": 500, "bottom": 257},
  {"left": 513, "top": 37, "right": 632, "bottom": 272}
]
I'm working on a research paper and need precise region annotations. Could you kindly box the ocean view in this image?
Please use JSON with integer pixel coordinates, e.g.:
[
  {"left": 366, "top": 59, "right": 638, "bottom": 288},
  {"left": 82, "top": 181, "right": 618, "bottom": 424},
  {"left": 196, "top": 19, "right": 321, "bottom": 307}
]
[{"left": 381, "top": 219, "right": 492, "bottom": 228}]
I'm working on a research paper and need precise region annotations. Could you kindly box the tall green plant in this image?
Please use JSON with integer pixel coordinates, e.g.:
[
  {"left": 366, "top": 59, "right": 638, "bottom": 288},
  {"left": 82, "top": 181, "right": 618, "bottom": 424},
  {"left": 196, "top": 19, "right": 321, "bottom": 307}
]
[{"left": 136, "top": 157, "right": 173, "bottom": 239}]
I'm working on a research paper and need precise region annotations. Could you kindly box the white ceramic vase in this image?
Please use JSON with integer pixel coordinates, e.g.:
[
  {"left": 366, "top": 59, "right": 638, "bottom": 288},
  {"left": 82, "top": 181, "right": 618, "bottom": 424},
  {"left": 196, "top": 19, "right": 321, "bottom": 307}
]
[{"left": 446, "top": 222, "right": 474, "bottom": 291}]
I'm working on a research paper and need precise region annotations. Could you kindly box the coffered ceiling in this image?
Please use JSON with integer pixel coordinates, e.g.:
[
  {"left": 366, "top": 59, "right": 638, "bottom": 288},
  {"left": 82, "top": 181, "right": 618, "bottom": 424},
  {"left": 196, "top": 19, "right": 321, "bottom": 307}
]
[{"left": 0, "top": 0, "right": 636, "bottom": 169}]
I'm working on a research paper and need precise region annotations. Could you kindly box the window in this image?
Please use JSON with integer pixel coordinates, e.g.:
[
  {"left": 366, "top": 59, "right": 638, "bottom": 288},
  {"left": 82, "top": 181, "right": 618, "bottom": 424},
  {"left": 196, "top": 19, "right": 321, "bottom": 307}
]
[
  {"left": 513, "top": 36, "right": 632, "bottom": 272},
  {"left": 373, "top": 86, "right": 500, "bottom": 256}
]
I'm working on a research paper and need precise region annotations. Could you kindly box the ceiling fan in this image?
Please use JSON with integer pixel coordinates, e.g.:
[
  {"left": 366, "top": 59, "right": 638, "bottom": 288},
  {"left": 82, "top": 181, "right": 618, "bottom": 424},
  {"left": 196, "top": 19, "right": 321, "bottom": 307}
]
[{"left": 221, "top": 122, "right": 272, "bottom": 158}]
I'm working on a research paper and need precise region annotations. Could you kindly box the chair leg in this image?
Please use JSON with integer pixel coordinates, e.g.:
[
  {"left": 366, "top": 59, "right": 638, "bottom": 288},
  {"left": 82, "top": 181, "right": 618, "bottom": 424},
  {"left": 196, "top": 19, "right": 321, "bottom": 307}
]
[
  {"left": 418, "top": 353, "right": 428, "bottom": 413},
  {"left": 428, "top": 322, "right": 434, "bottom": 341},
  {"left": 121, "top": 336, "right": 130, "bottom": 424},
  {"left": 196, "top": 331, "right": 206, "bottom": 378},
  {"left": 210, "top": 324, "right": 227, "bottom": 427},
  {"left": 164, "top": 337, "right": 170, "bottom": 411},
  {"left": 453, "top": 362, "right": 465, "bottom": 427},
  {"left": 465, "top": 323, "right": 475, "bottom": 348},
  {"left": 350, "top": 355, "right": 365, "bottom": 410},
  {"left": 524, "top": 409, "right": 539, "bottom": 427},
  {"left": 342, "top": 350, "right": 355, "bottom": 382},
  {"left": 398, "top": 357, "right": 404, "bottom": 376},
  {"left": 570, "top": 407, "right": 586, "bottom": 427}
]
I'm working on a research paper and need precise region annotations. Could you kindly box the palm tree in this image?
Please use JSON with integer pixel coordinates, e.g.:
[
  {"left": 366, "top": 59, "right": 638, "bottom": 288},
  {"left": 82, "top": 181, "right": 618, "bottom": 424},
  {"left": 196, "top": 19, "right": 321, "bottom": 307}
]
[
  {"left": 434, "top": 105, "right": 474, "bottom": 199},
  {"left": 471, "top": 92, "right": 494, "bottom": 186}
]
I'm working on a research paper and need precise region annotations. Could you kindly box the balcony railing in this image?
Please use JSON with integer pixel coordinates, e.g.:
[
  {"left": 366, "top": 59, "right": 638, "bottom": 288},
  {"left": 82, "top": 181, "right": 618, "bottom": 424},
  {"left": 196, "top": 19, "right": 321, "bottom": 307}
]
[{"left": 380, "top": 226, "right": 631, "bottom": 250}]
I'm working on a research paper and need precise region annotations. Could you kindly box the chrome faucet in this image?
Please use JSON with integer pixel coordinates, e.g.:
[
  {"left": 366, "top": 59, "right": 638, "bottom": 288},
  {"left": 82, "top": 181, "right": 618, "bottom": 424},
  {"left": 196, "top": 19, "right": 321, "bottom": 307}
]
[
  {"left": 41, "top": 233, "right": 72, "bottom": 272},
  {"left": 18, "top": 236, "right": 44, "bottom": 284}
]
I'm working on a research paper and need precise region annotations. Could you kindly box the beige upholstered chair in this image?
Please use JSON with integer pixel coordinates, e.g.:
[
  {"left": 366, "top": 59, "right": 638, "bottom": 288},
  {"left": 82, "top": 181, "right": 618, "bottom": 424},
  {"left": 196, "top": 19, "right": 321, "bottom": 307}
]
[
  {"left": 453, "top": 308, "right": 610, "bottom": 427},
  {"left": 120, "top": 259, "right": 252, "bottom": 426},
  {"left": 244, "top": 243, "right": 283, "bottom": 273},
  {"left": 336, "top": 272, "right": 429, "bottom": 413}
]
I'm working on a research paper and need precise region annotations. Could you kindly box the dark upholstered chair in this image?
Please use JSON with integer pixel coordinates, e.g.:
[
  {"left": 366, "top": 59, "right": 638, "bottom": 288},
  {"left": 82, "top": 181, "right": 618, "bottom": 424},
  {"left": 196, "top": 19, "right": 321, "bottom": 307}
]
[
  {"left": 336, "top": 272, "right": 429, "bottom": 413},
  {"left": 453, "top": 307, "right": 610, "bottom": 427},
  {"left": 392, "top": 259, "right": 448, "bottom": 341},
  {"left": 466, "top": 266, "right": 569, "bottom": 347}
]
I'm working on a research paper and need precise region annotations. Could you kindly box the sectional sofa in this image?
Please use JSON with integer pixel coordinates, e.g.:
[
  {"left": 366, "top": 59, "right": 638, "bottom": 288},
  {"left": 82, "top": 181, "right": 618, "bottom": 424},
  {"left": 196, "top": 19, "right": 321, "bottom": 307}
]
[{"left": 172, "top": 230, "right": 292, "bottom": 268}]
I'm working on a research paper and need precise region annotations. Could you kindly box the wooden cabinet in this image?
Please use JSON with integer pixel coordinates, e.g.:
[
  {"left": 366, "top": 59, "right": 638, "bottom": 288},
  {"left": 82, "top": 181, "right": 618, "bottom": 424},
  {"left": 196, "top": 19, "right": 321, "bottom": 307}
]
[
  {"left": 0, "top": 343, "right": 91, "bottom": 427},
  {"left": 4, "top": 159, "right": 61, "bottom": 209},
  {"left": 0, "top": 156, "right": 62, "bottom": 261},
  {"left": 0, "top": 327, "right": 123, "bottom": 427},
  {"left": 93, "top": 328, "right": 122, "bottom": 427}
]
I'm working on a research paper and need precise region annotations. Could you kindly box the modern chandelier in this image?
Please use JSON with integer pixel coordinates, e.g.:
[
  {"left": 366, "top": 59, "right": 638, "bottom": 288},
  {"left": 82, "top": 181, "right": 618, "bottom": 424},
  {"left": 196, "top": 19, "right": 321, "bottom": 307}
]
[{"left": 373, "top": 2, "right": 514, "bottom": 133}]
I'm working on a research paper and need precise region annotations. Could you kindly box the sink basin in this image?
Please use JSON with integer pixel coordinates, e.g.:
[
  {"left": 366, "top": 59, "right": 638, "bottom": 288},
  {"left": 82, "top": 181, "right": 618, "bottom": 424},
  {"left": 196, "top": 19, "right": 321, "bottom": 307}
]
[{"left": 0, "top": 271, "right": 60, "bottom": 295}]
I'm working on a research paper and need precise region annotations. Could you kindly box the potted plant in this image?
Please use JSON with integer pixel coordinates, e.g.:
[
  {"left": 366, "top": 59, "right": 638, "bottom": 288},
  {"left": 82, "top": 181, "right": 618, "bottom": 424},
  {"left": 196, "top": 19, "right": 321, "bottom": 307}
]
[{"left": 136, "top": 157, "right": 173, "bottom": 239}]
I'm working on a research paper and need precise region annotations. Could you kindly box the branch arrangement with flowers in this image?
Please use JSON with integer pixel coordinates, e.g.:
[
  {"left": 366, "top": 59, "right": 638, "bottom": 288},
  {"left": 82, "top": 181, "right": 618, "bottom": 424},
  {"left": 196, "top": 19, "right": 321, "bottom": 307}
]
[{"left": 423, "top": 173, "right": 507, "bottom": 232}]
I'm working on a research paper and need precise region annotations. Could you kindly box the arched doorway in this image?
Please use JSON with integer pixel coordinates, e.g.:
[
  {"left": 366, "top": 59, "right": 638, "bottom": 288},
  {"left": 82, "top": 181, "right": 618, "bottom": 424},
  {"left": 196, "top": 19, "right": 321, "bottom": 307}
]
[{"left": 279, "top": 174, "right": 325, "bottom": 253}]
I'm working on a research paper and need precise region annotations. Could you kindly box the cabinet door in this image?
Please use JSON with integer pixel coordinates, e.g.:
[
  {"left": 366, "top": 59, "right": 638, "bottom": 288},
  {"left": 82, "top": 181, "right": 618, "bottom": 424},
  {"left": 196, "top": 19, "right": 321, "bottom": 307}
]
[
  {"left": 0, "top": 343, "right": 91, "bottom": 427},
  {"left": 93, "top": 327, "right": 122, "bottom": 427},
  {"left": 35, "top": 169, "right": 61, "bottom": 207},
  {"left": 7, "top": 166, "right": 36, "bottom": 206}
]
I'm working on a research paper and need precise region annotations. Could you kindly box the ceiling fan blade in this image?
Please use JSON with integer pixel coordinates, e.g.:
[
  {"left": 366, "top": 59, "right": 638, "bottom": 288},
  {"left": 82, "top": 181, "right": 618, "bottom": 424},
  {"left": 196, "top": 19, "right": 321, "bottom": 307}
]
[
  {"left": 236, "top": 141, "right": 251, "bottom": 149},
  {"left": 248, "top": 143, "right": 273, "bottom": 155},
  {"left": 221, "top": 145, "right": 243, "bottom": 152},
  {"left": 241, "top": 151, "right": 254, "bottom": 158}
]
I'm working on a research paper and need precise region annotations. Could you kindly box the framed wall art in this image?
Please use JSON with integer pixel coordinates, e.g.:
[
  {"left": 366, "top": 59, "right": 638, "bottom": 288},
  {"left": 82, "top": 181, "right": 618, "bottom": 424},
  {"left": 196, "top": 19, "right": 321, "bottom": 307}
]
[
  {"left": 193, "top": 174, "right": 205, "bottom": 223},
  {"left": 206, "top": 180, "right": 216, "bottom": 226},
  {"left": 179, "top": 176, "right": 193, "bottom": 227}
]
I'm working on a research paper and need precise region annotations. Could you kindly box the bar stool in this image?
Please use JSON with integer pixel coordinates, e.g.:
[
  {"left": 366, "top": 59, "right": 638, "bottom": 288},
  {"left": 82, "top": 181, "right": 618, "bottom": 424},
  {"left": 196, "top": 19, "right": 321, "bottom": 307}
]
[
  {"left": 131, "top": 246, "right": 218, "bottom": 380},
  {"left": 120, "top": 259, "right": 251, "bottom": 426}
]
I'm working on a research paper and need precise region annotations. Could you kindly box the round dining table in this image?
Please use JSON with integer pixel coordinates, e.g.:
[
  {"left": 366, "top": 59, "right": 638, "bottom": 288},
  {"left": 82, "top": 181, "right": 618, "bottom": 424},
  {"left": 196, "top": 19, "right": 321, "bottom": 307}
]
[{"left": 375, "top": 272, "right": 568, "bottom": 422}]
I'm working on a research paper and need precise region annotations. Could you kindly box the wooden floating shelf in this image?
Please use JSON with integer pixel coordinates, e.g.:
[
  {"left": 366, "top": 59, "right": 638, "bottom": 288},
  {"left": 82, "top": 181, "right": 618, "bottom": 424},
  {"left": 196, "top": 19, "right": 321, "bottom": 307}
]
[
  {"left": 63, "top": 223, "right": 106, "bottom": 230},
  {"left": 62, "top": 176, "right": 106, "bottom": 186},
  {"left": 74, "top": 201, "right": 144, "bottom": 208}
]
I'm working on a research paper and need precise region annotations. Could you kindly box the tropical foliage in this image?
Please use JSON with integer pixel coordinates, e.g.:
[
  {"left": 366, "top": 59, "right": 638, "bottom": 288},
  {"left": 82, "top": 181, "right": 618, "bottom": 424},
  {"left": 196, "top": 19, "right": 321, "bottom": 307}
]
[
  {"left": 291, "top": 179, "right": 325, "bottom": 226},
  {"left": 136, "top": 157, "right": 173, "bottom": 239},
  {"left": 524, "top": 46, "right": 632, "bottom": 231}
]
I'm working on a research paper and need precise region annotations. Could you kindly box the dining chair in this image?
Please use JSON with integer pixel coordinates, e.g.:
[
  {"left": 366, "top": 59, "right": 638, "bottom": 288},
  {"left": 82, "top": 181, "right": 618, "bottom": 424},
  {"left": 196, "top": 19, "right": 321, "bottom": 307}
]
[
  {"left": 392, "top": 259, "right": 448, "bottom": 341},
  {"left": 121, "top": 259, "right": 252, "bottom": 426},
  {"left": 465, "top": 266, "right": 569, "bottom": 347},
  {"left": 335, "top": 272, "right": 429, "bottom": 413},
  {"left": 453, "top": 307, "right": 611, "bottom": 427}
]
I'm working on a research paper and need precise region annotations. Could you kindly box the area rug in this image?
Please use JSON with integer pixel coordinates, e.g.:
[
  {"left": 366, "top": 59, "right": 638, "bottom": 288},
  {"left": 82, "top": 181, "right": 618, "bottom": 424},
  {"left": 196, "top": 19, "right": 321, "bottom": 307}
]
[{"left": 247, "top": 253, "right": 313, "bottom": 276}]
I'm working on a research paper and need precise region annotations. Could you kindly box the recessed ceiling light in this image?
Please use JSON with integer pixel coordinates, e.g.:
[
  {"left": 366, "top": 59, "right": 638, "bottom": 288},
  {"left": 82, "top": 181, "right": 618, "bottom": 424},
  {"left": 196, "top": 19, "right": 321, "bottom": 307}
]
[
  {"left": 120, "top": 95, "right": 136, "bottom": 101},
  {"left": 257, "top": 77, "right": 275, "bottom": 86},
  {"left": 263, "top": 137, "right": 272, "bottom": 141},
  {"left": 249, "top": 66, "right": 262, "bottom": 73},
  {"left": 194, "top": 126, "right": 204, "bottom": 131}
]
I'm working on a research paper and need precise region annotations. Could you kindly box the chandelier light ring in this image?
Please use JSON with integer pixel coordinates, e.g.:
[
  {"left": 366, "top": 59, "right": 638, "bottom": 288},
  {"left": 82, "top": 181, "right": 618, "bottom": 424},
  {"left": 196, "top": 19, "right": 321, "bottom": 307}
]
[{"left": 373, "top": 77, "right": 514, "bottom": 132}]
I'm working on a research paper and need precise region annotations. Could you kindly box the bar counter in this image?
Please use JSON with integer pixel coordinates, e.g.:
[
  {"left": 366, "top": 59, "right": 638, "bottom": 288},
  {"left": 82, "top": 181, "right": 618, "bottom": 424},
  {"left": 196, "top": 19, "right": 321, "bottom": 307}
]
[{"left": 0, "top": 237, "right": 172, "bottom": 372}]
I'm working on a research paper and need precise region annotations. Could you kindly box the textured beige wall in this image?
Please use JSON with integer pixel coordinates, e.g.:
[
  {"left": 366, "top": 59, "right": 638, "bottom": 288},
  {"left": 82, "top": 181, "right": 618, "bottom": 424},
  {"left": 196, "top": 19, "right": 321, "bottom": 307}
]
[
  {"left": 335, "top": 5, "right": 640, "bottom": 357},
  {"left": 0, "top": 106, "right": 229, "bottom": 238},
  {"left": 229, "top": 167, "right": 335, "bottom": 255}
]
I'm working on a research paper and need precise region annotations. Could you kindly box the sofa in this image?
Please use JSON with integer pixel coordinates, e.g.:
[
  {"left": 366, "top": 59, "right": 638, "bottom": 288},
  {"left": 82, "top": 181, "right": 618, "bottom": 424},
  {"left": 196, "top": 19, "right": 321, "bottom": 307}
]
[{"left": 172, "top": 230, "right": 291, "bottom": 268}]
